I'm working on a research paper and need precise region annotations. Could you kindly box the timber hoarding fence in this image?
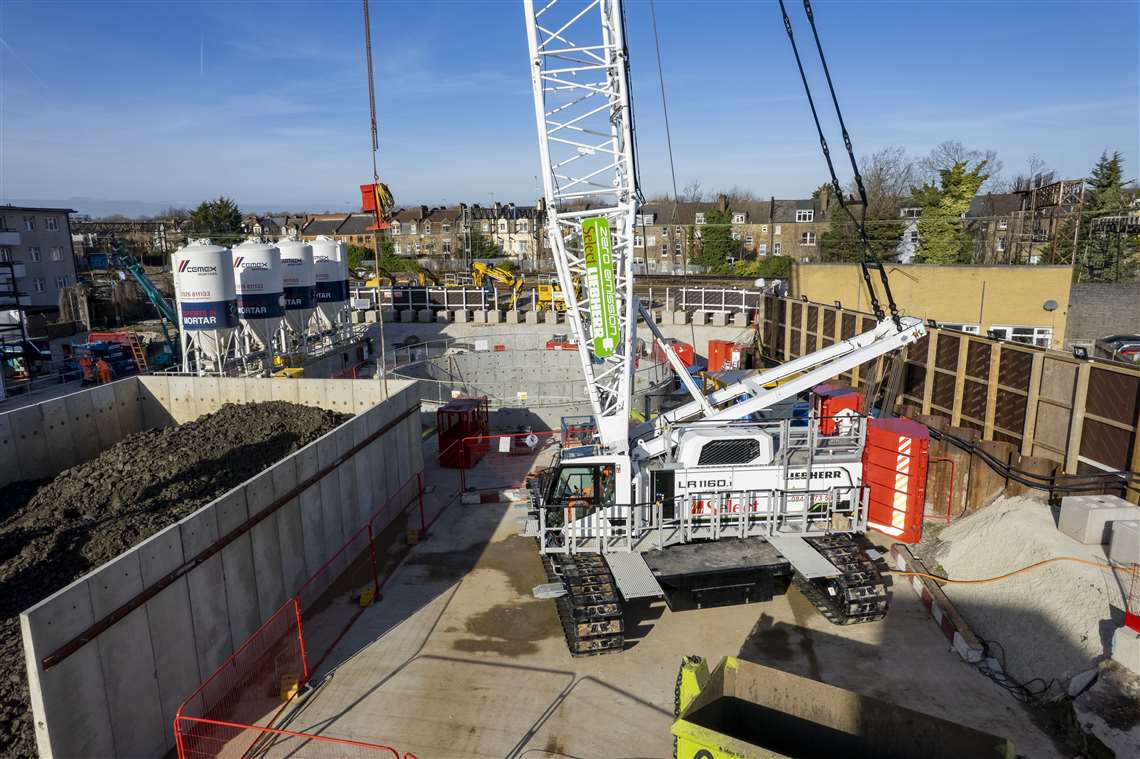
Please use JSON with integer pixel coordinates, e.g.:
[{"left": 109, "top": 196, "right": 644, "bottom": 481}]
[
  {"left": 12, "top": 376, "right": 423, "bottom": 758},
  {"left": 759, "top": 295, "right": 1140, "bottom": 503}
]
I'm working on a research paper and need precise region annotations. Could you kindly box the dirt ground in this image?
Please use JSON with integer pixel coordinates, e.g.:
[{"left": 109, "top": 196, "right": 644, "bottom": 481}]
[{"left": 0, "top": 401, "right": 348, "bottom": 759}]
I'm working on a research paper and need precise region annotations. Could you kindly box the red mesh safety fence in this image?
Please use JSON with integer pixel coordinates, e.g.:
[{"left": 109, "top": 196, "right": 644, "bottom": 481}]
[{"left": 174, "top": 472, "right": 426, "bottom": 759}]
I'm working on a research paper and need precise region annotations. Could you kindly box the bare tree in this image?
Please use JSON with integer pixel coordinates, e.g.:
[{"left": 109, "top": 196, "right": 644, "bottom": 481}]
[
  {"left": 680, "top": 179, "right": 704, "bottom": 202},
  {"left": 854, "top": 147, "right": 919, "bottom": 218},
  {"left": 919, "top": 140, "right": 1004, "bottom": 191}
]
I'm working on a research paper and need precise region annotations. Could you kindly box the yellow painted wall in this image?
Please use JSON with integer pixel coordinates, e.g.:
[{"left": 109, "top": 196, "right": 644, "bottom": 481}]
[{"left": 789, "top": 263, "right": 1073, "bottom": 348}]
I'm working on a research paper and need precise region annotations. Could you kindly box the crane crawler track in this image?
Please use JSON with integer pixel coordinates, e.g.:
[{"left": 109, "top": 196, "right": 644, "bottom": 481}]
[
  {"left": 792, "top": 534, "right": 888, "bottom": 625},
  {"left": 542, "top": 553, "right": 625, "bottom": 656}
]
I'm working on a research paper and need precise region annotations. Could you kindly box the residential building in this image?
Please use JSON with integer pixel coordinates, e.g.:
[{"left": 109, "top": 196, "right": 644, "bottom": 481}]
[
  {"left": 299, "top": 214, "right": 347, "bottom": 242},
  {"left": 0, "top": 205, "right": 79, "bottom": 311},
  {"left": 466, "top": 202, "right": 543, "bottom": 266}
]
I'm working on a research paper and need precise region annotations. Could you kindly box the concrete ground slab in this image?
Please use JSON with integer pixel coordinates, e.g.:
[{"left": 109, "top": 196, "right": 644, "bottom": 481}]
[{"left": 270, "top": 450, "right": 1064, "bottom": 759}]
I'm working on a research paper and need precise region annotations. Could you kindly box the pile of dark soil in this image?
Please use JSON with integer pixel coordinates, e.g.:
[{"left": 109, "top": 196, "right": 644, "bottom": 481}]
[{"left": 0, "top": 401, "right": 349, "bottom": 758}]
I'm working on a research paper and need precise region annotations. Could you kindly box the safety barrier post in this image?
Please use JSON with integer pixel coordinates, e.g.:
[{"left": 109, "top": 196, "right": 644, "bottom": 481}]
[{"left": 292, "top": 598, "right": 310, "bottom": 683}]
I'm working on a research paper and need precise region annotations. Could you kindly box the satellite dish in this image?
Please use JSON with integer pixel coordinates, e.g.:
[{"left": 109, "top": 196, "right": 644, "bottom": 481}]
[{"left": 1043, "top": 299, "right": 1058, "bottom": 312}]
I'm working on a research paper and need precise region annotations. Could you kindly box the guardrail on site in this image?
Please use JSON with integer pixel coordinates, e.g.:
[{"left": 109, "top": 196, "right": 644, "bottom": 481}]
[{"left": 174, "top": 474, "right": 426, "bottom": 759}]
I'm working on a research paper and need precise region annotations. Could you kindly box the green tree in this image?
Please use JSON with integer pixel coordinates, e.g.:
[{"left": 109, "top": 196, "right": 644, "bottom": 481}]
[
  {"left": 467, "top": 231, "right": 500, "bottom": 259},
  {"left": 911, "top": 161, "right": 989, "bottom": 264},
  {"left": 735, "top": 255, "right": 793, "bottom": 279},
  {"left": 189, "top": 196, "right": 242, "bottom": 239},
  {"left": 819, "top": 216, "right": 908, "bottom": 262},
  {"left": 1075, "top": 151, "right": 1138, "bottom": 282},
  {"left": 693, "top": 208, "right": 740, "bottom": 273}
]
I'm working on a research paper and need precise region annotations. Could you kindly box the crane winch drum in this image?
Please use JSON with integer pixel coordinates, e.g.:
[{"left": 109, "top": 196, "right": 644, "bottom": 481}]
[
  {"left": 232, "top": 240, "right": 286, "bottom": 357},
  {"left": 311, "top": 236, "right": 350, "bottom": 332},
  {"left": 173, "top": 240, "right": 237, "bottom": 374},
  {"left": 278, "top": 239, "right": 316, "bottom": 341}
]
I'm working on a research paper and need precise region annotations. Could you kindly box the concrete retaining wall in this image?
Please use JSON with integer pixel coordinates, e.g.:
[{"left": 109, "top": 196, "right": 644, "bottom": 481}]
[{"left": 15, "top": 376, "right": 422, "bottom": 759}]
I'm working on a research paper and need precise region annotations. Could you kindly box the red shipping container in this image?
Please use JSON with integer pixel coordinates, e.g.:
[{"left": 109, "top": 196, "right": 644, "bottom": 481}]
[
  {"left": 812, "top": 383, "right": 863, "bottom": 435},
  {"left": 707, "top": 339, "right": 733, "bottom": 372},
  {"left": 862, "top": 417, "right": 929, "bottom": 544},
  {"left": 437, "top": 397, "right": 489, "bottom": 469},
  {"left": 653, "top": 339, "right": 693, "bottom": 368}
]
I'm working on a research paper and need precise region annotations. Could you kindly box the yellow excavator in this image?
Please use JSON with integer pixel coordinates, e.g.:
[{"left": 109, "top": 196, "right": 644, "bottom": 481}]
[
  {"left": 471, "top": 261, "right": 524, "bottom": 307},
  {"left": 535, "top": 272, "right": 581, "bottom": 312}
]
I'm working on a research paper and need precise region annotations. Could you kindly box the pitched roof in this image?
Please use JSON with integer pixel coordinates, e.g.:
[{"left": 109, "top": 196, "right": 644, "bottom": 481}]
[
  {"left": 967, "top": 193, "right": 1023, "bottom": 217},
  {"left": 302, "top": 216, "right": 345, "bottom": 235},
  {"left": 337, "top": 213, "right": 376, "bottom": 235}
]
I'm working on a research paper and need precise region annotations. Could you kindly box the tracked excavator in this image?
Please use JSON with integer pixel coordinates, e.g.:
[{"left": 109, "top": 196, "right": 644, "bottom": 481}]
[{"left": 522, "top": 0, "right": 926, "bottom": 655}]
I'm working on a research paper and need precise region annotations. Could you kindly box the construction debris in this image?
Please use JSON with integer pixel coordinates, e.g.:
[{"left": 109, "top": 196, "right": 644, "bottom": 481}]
[{"left": 0, "top": 401, "right": 348, "bottom": 759}]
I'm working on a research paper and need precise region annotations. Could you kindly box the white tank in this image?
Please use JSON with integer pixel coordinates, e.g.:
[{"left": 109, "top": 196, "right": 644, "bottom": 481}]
[
  {"left": 173, "top": 240, "right": 237, "bottom": 371},
  {"left": 232, "top": 240, "right": 285, "bottom": 352},
  {"left": 311, "top": 236, "right": 349, "bottom": 328},
  {"left": 278, "top": 239, "right": 315, "bottom": 336}
]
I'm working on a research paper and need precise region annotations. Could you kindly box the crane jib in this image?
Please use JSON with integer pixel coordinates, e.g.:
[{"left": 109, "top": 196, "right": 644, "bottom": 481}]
[{"left": 582, "top": 217, "right": 620, "bottom": 358}]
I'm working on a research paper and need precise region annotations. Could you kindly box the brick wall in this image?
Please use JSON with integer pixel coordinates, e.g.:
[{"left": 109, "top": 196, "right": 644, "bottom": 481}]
[{"left": 1066, "top": 282, "right": 1140, "bottom": 348}]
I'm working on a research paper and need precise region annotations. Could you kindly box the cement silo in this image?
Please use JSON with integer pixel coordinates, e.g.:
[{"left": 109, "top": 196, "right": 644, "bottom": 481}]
[
  {"left": 232, "top": 240, "right": 285, "bottom": 359},
  {"left": 173, "top": 240, "right": 237, "bottom": 374},
  {"left": 278, "top": 239, "right": 315, "bottom": 343},
  {"left": 311, "top": 236, "right": 350, "bottom": 332}
]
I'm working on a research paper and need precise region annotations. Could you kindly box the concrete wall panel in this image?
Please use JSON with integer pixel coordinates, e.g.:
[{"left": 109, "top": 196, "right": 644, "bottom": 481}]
[
  {"left": 294, "top": 442, "right": 325, "bottom": 581},
  {"left": 177, "top": 506, "right": 233, "bottom": 680},
  {"left": 0, "top": 413, "right": 19, "bottom": 485},
  {"left": 246, "top": 471, "right": 286, "bottom": 621},
  {"left": 89, "top": 549, "right": 166, "bottom": 759},
  {"left": 297, "top": 378, "right": 328, "bottom": 410},
  {"left": 268, "top": 458, "right": 307, "bottom": 592},
  {"left": 214, "top": 488, "right": 260, "bottom": 646},
  {"left": 316, "top": 434, "right": 346, "bottom": 576},
  {"left": 137, "top": 525, "right": 198, "bottom": 753},
  {"left": 112, "top": 377, "right": 142, "bottom": 436},
  {"left": 20, "top": 580, "right": 116, "bottom": 759},
  {"left": 191, "top": 376, "right": 222, "bottom": 415},
  {"left": 10, "top": 405, "right": 51, "bottom": 480},
  {"left": 218, "top": 376, "right": 248, "bottom": 406},
  {"left": 138, "top": 376, "right": 173, "bottom": 429},
  {"left": 335, "top": 424, "right": 360, "bottom": 534},
  {"left": 351, "top": 415, "right": 374, "bottom": 526},
  {"left": 167, "top": 376, "right": 200, "bottom": 424},
  {"left": 40, "top": 397, "right": 77, "bottom": 476},
  {"left": 64, "top": 389, "right": 102, "bottom": 465},
  {"left": 243, "top": 377, "right": 273, "bottom": 404},
  {"left": 89, "top": 384, "right": 124, "bottom": 450},
  {"left": 270, "top": 378, "right": 301, "bottom": 404}
]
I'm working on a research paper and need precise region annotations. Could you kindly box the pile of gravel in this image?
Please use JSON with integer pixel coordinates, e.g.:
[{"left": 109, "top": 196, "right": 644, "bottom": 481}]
[
  {"left": 927, "top": 495, "right": 1127, "bottom": 692},
  {"left": 0, "top": 401, "right": 350, "bottom": 758}
]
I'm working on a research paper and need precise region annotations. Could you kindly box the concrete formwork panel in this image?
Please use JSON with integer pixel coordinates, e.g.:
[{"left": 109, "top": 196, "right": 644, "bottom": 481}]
[
  {"left": 137, "top": 525, "right": 198, "bottom": 753},
  {"left": 176, "top": 505, "right": 233, "bottom": 686},
  {"left": 89, "top": 549, "right": 166, "bottom": 759},
  {"left": 21, "top": 580, "right": 116, "bottom": 759}
]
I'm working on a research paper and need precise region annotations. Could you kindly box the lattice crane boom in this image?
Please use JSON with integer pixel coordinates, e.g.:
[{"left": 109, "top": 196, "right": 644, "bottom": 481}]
[{"left": 524, "top": 0, "right": 640, "bottom": 452}]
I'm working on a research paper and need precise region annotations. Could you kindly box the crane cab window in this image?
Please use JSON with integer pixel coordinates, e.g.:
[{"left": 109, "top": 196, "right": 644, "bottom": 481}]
[{"left": 549, "top": 465, "right": 616, "bottom": 506}]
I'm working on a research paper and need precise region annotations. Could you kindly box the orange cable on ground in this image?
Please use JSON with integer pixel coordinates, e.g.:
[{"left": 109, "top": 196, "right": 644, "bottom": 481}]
[{"left": 886, "top": 556, "right": 1139, "bottom": 586}]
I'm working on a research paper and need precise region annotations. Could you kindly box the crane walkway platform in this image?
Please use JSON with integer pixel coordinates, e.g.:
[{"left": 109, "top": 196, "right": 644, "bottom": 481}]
[
  {"left": 603, "top": 551, "right": 663, "bottom": 600},
  {"left": 767, "top": 534, "right": 841, "bottom": 579}
]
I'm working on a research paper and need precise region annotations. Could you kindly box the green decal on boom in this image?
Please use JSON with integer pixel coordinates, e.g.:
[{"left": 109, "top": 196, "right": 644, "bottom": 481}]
[{"left": 582, "top": 217, "right": 619, "bottom": 357}]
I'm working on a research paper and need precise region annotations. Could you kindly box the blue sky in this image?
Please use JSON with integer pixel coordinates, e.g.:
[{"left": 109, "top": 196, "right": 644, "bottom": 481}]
[{"left": 1, "top": 0, "right": 1137, "bottom": 215}]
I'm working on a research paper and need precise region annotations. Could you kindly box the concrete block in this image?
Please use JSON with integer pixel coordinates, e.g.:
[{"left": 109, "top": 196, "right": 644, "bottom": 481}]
[
  {"left": 399, "top": 309, "right": 415, "bottom": 323},
  {"left": 487, "top": 309, "right": 501, "bottom": 324},
  {"left": 365, "top": 309, "right": 378, "bottom": 323},
  {"left": 473, "top": 309, "right": 488, "bottom": 324},
  {"left": 417, "top": 308, "right": 433, "bottom": 323},
  {"left": 525, "top": 310, "right": 539, "bottom": 324},
  {"left": 506, "top": 309, "right": 521, "bottom": 324},
  {"left": 733, "top": 311, "right": 749, "bottom": 327},
  {"left": 381, "top": 308, "right": 397, "bottom": 322},
  {"left": 1109, "top": 520, "right": 1140, "bottom": 564},
  {"left": 90, "top": 549, "right": 166, "bottom": 758},
  {"left": 352, "top": 310, "right": 365, "bottom": 324},
  {"left": 1058, "top": 494, "right": 1140, "bottom": 544},
  {"left": 21, "top": 580, "right": 116, "bottom": 759},
  {"left": 544, "top": 309, "right": 559, "bottom": 324},
  {"left": 454, "top": 309, "right": 470, "bottom": 323},
  {"left": 711, "top": 311, "right": 728, "bottom": 327},
  {"left": 1111, "top": 626, "right": 1140, "bottom": 675},
  {"left": 436, "top": 309, "right": 452, "bottom": 323},
  {"left": 673, "top": 310, "right": 688, "bottom": 325},
  {"left": 692, "top": 310, "right": 709, "bottom": 326}
]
